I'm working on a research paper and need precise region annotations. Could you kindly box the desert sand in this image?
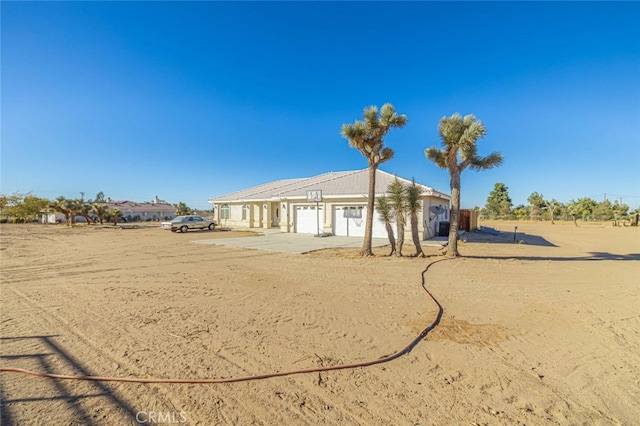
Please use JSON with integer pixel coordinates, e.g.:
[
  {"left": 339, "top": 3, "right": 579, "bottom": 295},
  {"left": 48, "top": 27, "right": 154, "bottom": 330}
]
[{"left": 1, "top": 220, "right": 638, "bottom": 425}]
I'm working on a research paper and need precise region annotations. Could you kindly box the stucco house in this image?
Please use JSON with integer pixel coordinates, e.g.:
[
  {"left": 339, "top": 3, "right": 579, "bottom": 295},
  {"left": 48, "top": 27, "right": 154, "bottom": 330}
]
[
  {"left": 208, "top": 169, "right": 451, "bottom": 239},
  {"left": 41, "top": 196, "right": 176, "bottom": 223},
  {"left": 102, "top": 199, "right": 176, "bottom": 222}
]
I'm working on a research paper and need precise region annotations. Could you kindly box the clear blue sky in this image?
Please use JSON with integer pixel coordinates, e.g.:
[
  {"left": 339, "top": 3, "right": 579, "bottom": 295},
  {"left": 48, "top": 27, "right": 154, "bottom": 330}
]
[{"left": 2, "top": 2, "right": 639, "bottom": 210}]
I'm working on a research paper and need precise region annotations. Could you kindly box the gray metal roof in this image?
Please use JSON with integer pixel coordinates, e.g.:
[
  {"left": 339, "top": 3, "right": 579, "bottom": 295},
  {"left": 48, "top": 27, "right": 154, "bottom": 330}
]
[
  {"left": 104, "top": 201, "right": 175, "bottom": 213},
  {"left": 209, "top": 169, "right": 450, "bottom": 203}
]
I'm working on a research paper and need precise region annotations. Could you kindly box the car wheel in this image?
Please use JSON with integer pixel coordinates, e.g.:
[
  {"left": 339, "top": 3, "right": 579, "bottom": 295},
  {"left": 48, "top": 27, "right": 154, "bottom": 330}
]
[
  {"left": 180, "top": 225, "right": 188, "bottom": 233},
  {"left": 208, "top": 223, "right": 215, "bottom": 231}
]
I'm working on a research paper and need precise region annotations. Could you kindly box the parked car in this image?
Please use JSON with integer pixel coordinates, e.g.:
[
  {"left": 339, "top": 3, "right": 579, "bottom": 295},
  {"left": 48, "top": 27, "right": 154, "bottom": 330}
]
[{"left": 162, "top": 215, "right": 216, "bottom": 233}]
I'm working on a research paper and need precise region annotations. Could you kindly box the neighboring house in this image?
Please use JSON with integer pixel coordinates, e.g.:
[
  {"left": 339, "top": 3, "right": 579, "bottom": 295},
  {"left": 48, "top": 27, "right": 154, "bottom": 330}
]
[
  {"left": 208, "top": 169, "right": 451, "bottom": 239},
  {"left": 102, "top": 199, "right": 177, "bottom": 222},
  {"left": 41, "top": 211, "right": 66, "bottom": 224},
  {"left": 41, "top": 196, "right": 177, "bottom": 223}
]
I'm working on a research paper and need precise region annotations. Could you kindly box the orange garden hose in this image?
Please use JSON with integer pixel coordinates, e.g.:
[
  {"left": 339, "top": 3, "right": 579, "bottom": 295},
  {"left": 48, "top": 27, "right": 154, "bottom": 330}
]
[{"left": 0, "top": 259, "right": 446, "bottom": 384}]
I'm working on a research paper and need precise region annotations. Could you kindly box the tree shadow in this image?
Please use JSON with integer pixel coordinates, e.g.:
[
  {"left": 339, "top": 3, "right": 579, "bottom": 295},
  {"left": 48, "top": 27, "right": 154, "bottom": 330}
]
[
  {"left": 0, "top": 335, "right": 138, "bottom": 425},
  {"left": 465, "top": 252, "right": 640, "bottom": 262},
  {"left": 462, "top": 226, "right": 558, "bottom": 247}
]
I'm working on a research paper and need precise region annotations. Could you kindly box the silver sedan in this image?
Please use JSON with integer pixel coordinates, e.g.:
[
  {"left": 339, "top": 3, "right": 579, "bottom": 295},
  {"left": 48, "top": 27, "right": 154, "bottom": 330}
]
[{"left": 162, "top": 215, "right": 217, "bottom": 233}]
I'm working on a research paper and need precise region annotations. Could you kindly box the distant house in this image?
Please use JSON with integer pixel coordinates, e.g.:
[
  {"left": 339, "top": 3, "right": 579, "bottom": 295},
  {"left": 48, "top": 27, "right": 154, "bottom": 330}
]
[
  {"left": 208, "top": 169, "right": 451, "bottom": 239},
  {"left": 41, "top": 211, "right": 66, "bottom": 224},
  {"left": 41, "top": 196, "right": 177, "bottom": 223},
  {"left": 102, "top": 197, "right": 176, "bottom": 222}
]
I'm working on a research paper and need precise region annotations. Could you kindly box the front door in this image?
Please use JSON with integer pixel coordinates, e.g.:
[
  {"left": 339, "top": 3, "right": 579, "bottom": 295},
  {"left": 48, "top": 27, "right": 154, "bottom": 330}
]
[{"left": 271, "top": 203, "right": 280, "bottom": 227}]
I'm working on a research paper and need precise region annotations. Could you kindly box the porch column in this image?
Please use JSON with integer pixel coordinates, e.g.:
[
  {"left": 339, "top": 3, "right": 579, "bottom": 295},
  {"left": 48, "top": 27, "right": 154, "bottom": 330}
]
[
  {"left": 280, "top": 201, "right": 291, "bottom": 232},
  {"left": 252, "top": 204, "right": 262, "bottom": 228},
  {"left": 263, "top": 203, "right": 271, "bottom": 229}
]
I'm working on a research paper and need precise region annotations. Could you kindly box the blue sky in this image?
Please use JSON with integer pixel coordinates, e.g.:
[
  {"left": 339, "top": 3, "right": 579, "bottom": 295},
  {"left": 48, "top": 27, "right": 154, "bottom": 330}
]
[{"left": 2, "top": 2, "right": 639, "bottom": 210}]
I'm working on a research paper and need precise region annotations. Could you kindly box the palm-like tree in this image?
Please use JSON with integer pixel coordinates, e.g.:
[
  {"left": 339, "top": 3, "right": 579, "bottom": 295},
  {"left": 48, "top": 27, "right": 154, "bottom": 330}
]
[
  {"left": 406, "top": 179, "right": 424, "bottom": 257},
  {"left": 426, "top": 113, "right": 503, "bottom": 257},
  {"left": 341, "top": 103, "right": 407, "bottom": 256},
  {"left": 92, "top": 203, "right": 109, "bottom": 225},
  {"left": 387, "top": 177, "right": 407, "bottom": 257},
  {"left": 376, "top": 196, "right": 396, "bottom": 256}
]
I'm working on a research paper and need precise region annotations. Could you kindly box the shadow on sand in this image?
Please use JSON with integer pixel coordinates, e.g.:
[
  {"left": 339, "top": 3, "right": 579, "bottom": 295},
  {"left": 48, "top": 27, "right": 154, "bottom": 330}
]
[
  {"left": 0, "top": 335, "right": 138, "bottom": 425},
  {"left": 461, "top": 226, "right": 558, "bottom": 247},
  {"left": 465, "top": 252, "right": 640, "bottom": 262}
]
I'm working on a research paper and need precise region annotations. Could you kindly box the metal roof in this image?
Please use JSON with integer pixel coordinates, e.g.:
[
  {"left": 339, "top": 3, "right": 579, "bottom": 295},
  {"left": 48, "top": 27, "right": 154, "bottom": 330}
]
[
  {"left": 104, "top": 201, "right": 175, "bottom": 213},
  {"left": 209, "top": 169, "right": 450, "bottom": 203}
]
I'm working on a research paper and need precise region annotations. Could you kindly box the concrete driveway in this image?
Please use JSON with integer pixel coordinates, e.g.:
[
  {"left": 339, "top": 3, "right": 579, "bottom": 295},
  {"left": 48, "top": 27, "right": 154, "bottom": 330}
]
[{"left": 194, "top": 231, "right": 391, "bottom": 254}]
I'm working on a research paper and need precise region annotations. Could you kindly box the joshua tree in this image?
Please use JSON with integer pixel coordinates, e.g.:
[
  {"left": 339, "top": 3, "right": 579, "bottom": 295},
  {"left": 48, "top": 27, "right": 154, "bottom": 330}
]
[
  {"left": 173, "top": 202, "right": 191, "bottom": 216},
  {"left": 426, "top": 113, "right": 503, "bottom": 257},
  {"left": 50, "top": 196, "right": 78, "bottom": 225},
  {"left": 94, "top": 191, "right": 106, "bottom": 203},
  {"left": 92, "top": 203, "right": 109, "bottom": 225},
  {"left": 406, "top": 179, "right": 425, "bottom": 257},
  {"left": 376, "top": 196, "right": 396, "bottom": 256},
  {"left": 109, "top": 208, "right": 122, "bottom": 225},
  {"left": 546, "top": 199, "right": 562, "bottom": 224},
  {"left": 77, "top": 202, "right": 95, "bottom": 224},
  {"left": 387, "top": 177, "right": 407, "bottom": 256},
  {"left": 341, "top": 103, "right": 407, "bottom": 256}
]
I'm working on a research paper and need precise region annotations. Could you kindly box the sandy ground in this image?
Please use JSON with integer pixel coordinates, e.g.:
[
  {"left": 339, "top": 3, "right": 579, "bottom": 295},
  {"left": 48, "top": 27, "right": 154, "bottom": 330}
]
[{"left": 1, "top": 220, "right": 638, "bottom": 425}]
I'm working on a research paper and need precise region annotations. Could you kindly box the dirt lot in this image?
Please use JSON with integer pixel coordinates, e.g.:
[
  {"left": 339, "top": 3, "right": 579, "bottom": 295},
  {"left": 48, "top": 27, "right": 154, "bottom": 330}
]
[{"left": 1, "top": 220, "right": 638, "bottom": 425}]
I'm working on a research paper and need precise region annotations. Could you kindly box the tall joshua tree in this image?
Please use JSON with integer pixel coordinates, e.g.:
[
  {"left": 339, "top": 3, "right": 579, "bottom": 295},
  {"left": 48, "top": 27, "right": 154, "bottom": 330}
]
[
  {"left": 341, "top": 104, "right": 407, "bottom": 256},
  {"left": 376, "top": 196, "right": 396, "bottom": 256},
  {"left": 406, "top": 179, "right": 425, "bottom": 257},
  {"left": 426, "top": 113, "right": 503, "bottom": 257}
]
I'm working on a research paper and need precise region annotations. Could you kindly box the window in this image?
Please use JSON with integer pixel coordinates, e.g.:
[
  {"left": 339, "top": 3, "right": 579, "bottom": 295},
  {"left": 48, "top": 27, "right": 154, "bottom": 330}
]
[
  {"left": 242, "top": 204, "right": 249, "bottom": 221},
  {"left": 344, "top": 206, "right": 363, "bottom": 218},
  {"left": 221, "top": 204, "right": 230, "bottom": 220}
]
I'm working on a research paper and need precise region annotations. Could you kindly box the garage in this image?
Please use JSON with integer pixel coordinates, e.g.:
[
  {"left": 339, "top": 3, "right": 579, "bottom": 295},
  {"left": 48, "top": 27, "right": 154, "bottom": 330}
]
[
  {"left": 333, "top": 206, "right": 392, "bottom": 239},
  {"left": 295, "top": 205, "right": 324, "bottom": 234}
]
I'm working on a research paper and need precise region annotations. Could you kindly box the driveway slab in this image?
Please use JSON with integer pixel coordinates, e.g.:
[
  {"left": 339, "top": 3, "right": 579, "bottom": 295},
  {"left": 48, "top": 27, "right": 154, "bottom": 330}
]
[{"left": 194, "top": 231, "right": 391, "bottom": 254}]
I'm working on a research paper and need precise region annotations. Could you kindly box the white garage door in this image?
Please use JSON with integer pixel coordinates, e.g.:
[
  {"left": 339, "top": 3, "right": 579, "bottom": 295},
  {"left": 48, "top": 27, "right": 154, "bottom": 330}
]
[
  {"left": 295, "top": 206, "right": 324, "bottom": 234},
  {"left": 334, "top": 206, "right": 392, "bottom": 239}
]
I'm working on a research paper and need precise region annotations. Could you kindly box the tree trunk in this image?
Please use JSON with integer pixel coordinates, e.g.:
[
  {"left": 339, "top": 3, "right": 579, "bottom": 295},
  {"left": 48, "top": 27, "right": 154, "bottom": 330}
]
[
  {"left": 360, "top": 165, "right": 376, "bottom": 256},
  {"left": 385, "top": 222, "right": 396, "bottom": 256},
  {"left": 410, "top": 211, "right": 424, "bottom": 257},
  {"left": 395, "top": 213, "right": 405, "bottom": 256},
  {"left": 81, "top": 213, "right": 94, "bottom": 224},
  {"left": 447, "top": 171, "right": 461, "bottom": 257}
]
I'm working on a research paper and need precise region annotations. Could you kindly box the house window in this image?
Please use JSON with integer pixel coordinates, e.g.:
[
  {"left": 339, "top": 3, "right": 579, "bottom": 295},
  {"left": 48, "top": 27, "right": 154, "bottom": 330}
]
[
  {"left": 242, "top": 204, "right": 249, "bottom": 221},
  {"left": 221, "top": 204, "right": 230, "bottom": 220}
]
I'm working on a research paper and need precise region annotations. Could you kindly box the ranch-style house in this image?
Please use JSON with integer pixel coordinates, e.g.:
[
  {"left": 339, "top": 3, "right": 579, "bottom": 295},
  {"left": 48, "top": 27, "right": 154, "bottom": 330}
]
[{"left": 208, "top": 169, "right": 451, "bottom": 239}]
